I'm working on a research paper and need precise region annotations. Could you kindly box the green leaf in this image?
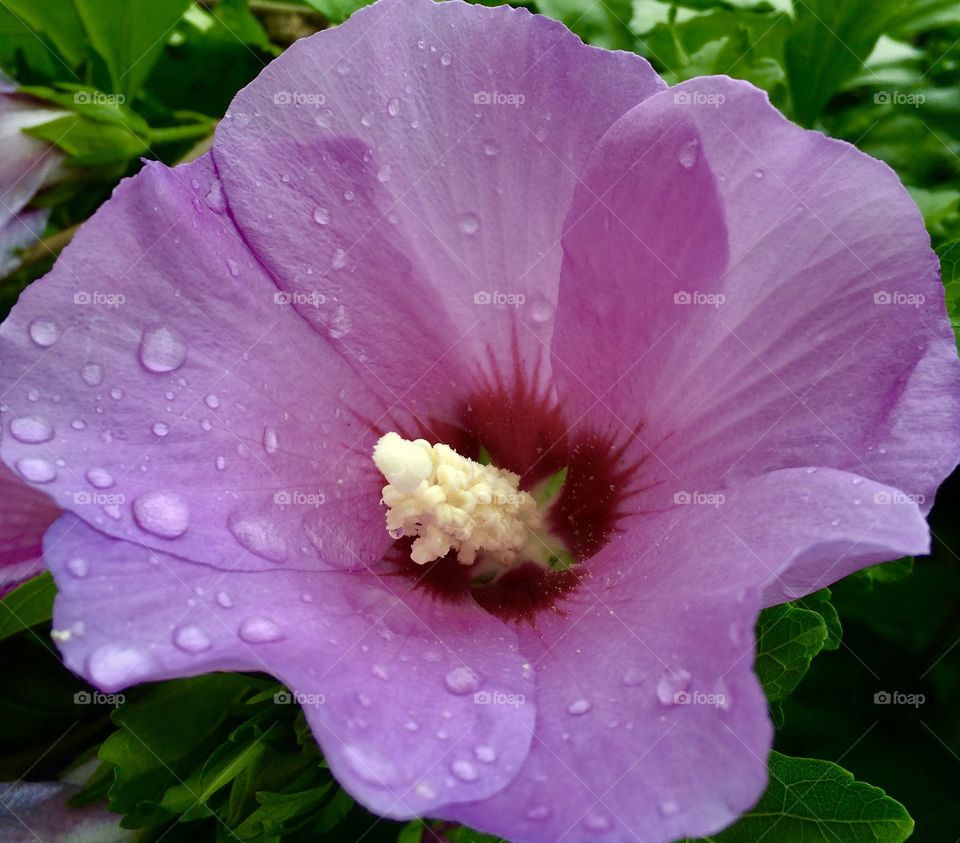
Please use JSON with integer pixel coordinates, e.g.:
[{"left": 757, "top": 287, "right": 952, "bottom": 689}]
[
  {"left": 0, "top": 572, "right": 56, "bottom": 641},
  {"left": 73, "top": 0, "right": 193, "bottom": 100},
  {"left": 795, "top": 588, "right": 842, "bottom": 650},
  {"left": 938, "top": 239, "right": 960, "bottom": 346},
  {"left": 755, "top": 600, "right": 829, "bottom": 703},
  {"left": 785, "top": 0, "right": 897, "bottom": 125},
  {"left": 0, "top": 0, "right": 88, "bottom": 69},
  {"left": 25, "top": 113, "right": 149, "bottom": 166},
  {"left": 855, "top": 557, "right": 916, "bottom": 588},
  {"left": 537, "top": 0, "right": 637, "bottom": 51},
  {"left": 686, "top": 752, "right": 914, "bottom": 841},
  {"left": 301, "top": 0, "right": 376, "bottom": 26}
]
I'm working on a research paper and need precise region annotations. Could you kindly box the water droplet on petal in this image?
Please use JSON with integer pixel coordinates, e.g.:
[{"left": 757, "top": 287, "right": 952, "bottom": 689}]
[
  {"left": 344, "top": 745, "right": 395, "bottom": 786},
  {"left": 133, "top": 490, "right": 190, "bottom": 538},
  {"left": 483, "top": 140, "right": 500, "bottom": 157},
  {"left": 204, "top": 393, "right": 220, "bottom": 409},
  {"left": 440, "top": 52, "right": 452, "bottom": 66},
  {"left": 387, "top": 97, "right": 400, "bottom": 117},
  {"left": 204, "top": 180, "right": 227, "bottom": 212},
  {"left": 216, "top": 591, "right": 234, "bottom": 608},
  {"left": 474, "top": 745, "right": 496, "bottom": 763},
  {"left": 377, "top": 163, "right": 392, "bottom": 183},
  {"left": 174, "top": 625, "right": 212, "bottom": 653},
  {"left": 329, "top": 304, "right": 351, "bottom": 338},
  {"left": 152, "top": 421, "right": 170, "bottom": 437},
  {"left": 458, "top": 213, "right": 480, "bottom": 235},
  {"left": 330, "top": 248, "right": 348, "bottom": 270},
  {"left": 262, "top": 426, "right": 279, "bottom": 454},
  {"left": 87, "top": 644, "right": 148, "bottom": 687},
  {"left": 86, "top": 467, "right": 114, "bottom": 489},
  {"left": 65, "top": 557, "right": 89, "bottom": 578},
  {"left": 567, "top": 698, "right": 591, "bottom": 715},
  {"left": 445, "top": 666, "right": 480, "bottom": 695},
  {"left": 81, "top": 363, "right": 103, "bottom": 386},
  {"left": 451, "top": 759, "right": 478, "bottom": 781},
  {"left": 360, "top": 109, "right": 374, "bottom": 127},
  {"left": 583, "top": 812, "right": 612, "bottom": 832},
  {"left": 312, "top": 206, "right": 330, "bottom": 225},
  {"left": 16, "top": 456, "right": 56, "bottom": 483},
  {"left": 228, "top": 514, "right": 289, "bottom": 562},
  {"left": 226, "top": 258, "right": 240, "bottom": 277},
  {"left": 659, "top": 800, "right": 679, "bottom": 816},
  {"left": 29, "top": 319, "right": 60, "bottom": 347},
  {"left": 238, "top": 616, "right": 283, "bottom": 643},
  {"left": 526, "top": 805, "right": 551, "bottom": 821},
  {"left": 678, "top": 138, "right": 700, "bottom": 169},
  {"left": 139, "top": 327, "right": 187, "bottom": 373},
  {"left": 215, "top": 455, "right": 227, "bottom": 471},
  {"left": 656, "top": 667, "right": 692, "bottom": 705},
  {"left": 10, "top": 415, "right": 54, "bottom": 444}
]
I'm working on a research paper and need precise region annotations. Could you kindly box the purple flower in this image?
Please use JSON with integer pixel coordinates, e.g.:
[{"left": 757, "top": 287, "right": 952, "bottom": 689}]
[
  {"left": 0, "top": 462, "right": 59, "bottom": 594},
  {"left": 1, "top": 0, "right": 958, "bottom": 840},
  {"left": 0, "top": 77, "right": 66, "bottom": 273}
]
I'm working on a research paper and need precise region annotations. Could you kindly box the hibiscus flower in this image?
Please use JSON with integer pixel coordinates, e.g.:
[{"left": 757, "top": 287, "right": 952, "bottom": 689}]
[{"left": 0, "top": 0, "right": 957, "bottom": 841}]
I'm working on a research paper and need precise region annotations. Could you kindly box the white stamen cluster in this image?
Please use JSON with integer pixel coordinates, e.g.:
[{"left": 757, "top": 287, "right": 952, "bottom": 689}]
[{"left": 372, "top": 432, "right": 542, "bottom": 566}]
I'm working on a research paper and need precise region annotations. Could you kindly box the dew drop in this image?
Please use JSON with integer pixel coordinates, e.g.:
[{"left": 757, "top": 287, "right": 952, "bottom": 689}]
[
  {"left": 139, "top": 327, "right": 187, "bottom": 373},
  {"left": 238, "top": 616, "right": 283, "bottom": 643},
  {"left": 216, "top": 591, "right": 234, "bottom": 608},
  {"left": 567, "top": 698, "right": 592, "bottom": 716},
  {"left": 483, "top": 140, "right": 500, "bottom": 157},
  {"left": 678, "top": 138, "right": 700, "bottom": 169},
  {"left": 445, "top": 666, "right": 480, "bottom": 695},
  {"left": 65, "top": 557, "right": 89, "bottom": 578},
  {"left": 228, "top": 514, "right": 289, "bottom": 562},
  {"left": 226, "top": 258, "right": 240, "bottom": 277},
  {"left": 656, "top": 667, "right": 692, "bottom": 705},
  {"left": 109, "top": 387, "right": 124, "bottom": 400},
  {"left": 328, "top": 304, "right": 351, "bottom": 338},
  {"left": 583, "top": 813, "right": 612, "bottom": 832},
  {"left": 132, "top": 490, "right": 190, "bottom": 538},
  {"left": 152, "top": 421, "right": 170, "bottom": 437},
  {"left": 204, "top": 393, "right": 220, "bottom": 409},
  {"left": 458, "top": 213, "right": 480, "bottom": 235},
  {"left": 331, "top": 248, "right": 348, "bottom": 270},
  {"left": 474, "top": 745, "right": 497, "bottom": 763},
  {"left": 387, "top": 97, "right": 400, "bottom": 117},
  {"left": 526, "top": 805, "right": 551, "bottom": 821},
  {"left": 28, "top": 319, "right": 60, "bottom": 347},
  {"left": 451, "top": 759, "right": 478, "bottom": 782},
  {"left": 262, "top": 426, "right": 279, "bottom": 454},
  {"left": 659, "top": 800, "right": 679, "bottom": 816},
  {"left": 86, "top": 644, "right": 149, "bottom": 687},
  {"left": 215, "top": 455, "right": 227, "bottom": 471},
  {"left": 174, "top": 625, "right": 212, "bottom": 653},
  {"left": 377, "top": 163, "right": 392, "bottom": 183},
  {"left": 204, "top": 180, "right": 227, "bottom": 213},
  {"left": 86, "top": 467, "right": 114, "bottom": 489},
  {"left": 81, "top": 363, "right": 104, "bottom": 386},
  {"left": 312, "top": 206, "right": 330, "bottom": 225},
  {"left": 16, "top": 456, "right": 56, "bottom": 483},
  {"left": 440, "top": 52, "right": 452, "bottom": 66},
  {"left": 343, "top": 189, "right": 355, "bottom": 202},
  {"left": 10, "top": 415, "right": 53, "bottom": 444}
]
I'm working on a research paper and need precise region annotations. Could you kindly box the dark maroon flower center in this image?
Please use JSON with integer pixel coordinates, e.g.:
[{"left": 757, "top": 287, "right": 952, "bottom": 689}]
[{"left": 379, "top": 353, "right": 647, "bottom": 623}]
